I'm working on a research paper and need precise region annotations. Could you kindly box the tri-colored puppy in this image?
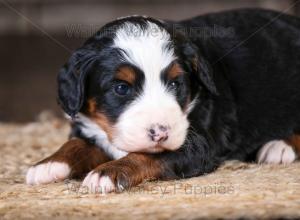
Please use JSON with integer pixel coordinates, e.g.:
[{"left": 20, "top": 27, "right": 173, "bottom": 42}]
[{"left": 26, "top": 8, "right": 300, "bottom": 193}]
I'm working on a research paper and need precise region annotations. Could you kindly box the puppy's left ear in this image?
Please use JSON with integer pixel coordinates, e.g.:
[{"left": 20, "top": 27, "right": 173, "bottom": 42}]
[
  {"left": 191, "top": 54, "right": 218, "bottom": 95},
  {"left": 181, "top": 42, "right": 218, "bottom": 95}
]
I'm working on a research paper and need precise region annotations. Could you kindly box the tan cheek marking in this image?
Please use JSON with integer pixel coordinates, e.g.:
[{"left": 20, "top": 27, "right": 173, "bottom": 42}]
[
  {"left": 286, "top": 135, "right": 300, "bottom": 155},
  {"left": 87, "top": 98, "right": 97, "bottom": 113},
  {"left": 115, "top": 66, "right": 136, "bottom": 84},
  {"left": 86, "top": 99, "right": 114, "bottom": 141}
]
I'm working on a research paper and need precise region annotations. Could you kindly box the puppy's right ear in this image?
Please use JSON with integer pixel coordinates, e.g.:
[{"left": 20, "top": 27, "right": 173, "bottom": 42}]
[{"left": 57, "top": 49, "right": 94, "bottom": 118}]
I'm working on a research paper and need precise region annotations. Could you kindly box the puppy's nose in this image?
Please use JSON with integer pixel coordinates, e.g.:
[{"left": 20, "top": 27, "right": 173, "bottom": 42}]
[{"left": 148, "top": 124, "right": 169, "bottom": 142}]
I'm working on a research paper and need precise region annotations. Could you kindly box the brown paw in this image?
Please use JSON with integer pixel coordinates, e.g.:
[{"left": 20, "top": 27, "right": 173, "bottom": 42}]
[{"left": 81, "top": 163, "right": 131, "bottom": 194}]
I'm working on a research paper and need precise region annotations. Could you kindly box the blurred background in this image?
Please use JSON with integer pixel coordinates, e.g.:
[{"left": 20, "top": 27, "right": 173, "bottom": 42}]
[{"left": 1, "top": 0, "right": 300, "bottom": 122}]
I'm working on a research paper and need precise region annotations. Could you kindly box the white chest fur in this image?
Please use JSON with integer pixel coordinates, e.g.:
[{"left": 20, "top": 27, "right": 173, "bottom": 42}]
[{"left": 73, "top": 113, "right": 128, "bottom": 160}]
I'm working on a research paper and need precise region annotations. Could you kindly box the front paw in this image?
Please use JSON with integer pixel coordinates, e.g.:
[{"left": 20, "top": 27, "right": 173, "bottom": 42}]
[
  {"left": 81, "top": 165, "right": 131, "bottom": 194},
  {"left": 26, "top": 162, "right": 71, "bottom": 185}
]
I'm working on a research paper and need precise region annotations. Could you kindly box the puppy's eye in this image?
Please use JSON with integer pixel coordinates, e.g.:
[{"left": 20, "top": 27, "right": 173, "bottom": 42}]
[
  {"left": 114, "top": 82, "right": 131, "bottom": 96},
  {"left": 168, "top": 80, "right": 180, "bottom": 91}
]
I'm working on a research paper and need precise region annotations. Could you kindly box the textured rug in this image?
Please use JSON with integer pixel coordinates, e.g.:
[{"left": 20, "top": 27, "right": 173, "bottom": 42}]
[{"left": 0, "top": 112, "right": 300, "bottom": 220}]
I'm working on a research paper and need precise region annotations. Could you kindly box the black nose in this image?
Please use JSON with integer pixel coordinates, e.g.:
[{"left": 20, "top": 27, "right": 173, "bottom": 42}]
[{"left": 148, "top": 124, "right": 169, "bottom": 142}]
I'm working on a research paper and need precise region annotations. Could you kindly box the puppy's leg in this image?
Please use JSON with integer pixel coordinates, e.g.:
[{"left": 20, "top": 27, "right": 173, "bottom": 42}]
[
  {"left": 257, "top": 140, "right": 297, "bottom": 164},
  {"left": 81, "top": 153, "right": 163, "bottom": 193},
  {"left": 81, "top": 136, "right": 220, "bottom": 194},
  {"left": 26, "top": 138, "right": 110, "bottom": 185}
]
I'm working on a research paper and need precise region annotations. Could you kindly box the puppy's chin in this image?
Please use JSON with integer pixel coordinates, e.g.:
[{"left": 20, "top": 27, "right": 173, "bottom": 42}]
[
  {"left": 115, "top": 145, "right": 165, "bottom": 153},
  {"left": 142, "top": 148, "right": 165, "bottom": 153},
  {"left": 112, "top": 138, "right": 181, "bottom": 154},
  {"left": 112, "top": 141, "right": 162, "bottom": 153},
  {"left": 135, "top": 145, "right": 166, "bottom": 153}
]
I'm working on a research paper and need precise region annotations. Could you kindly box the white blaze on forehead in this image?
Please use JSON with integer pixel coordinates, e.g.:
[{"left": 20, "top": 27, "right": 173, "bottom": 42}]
[
  {"left": 113, "top": 21, "right": 178, "bottom": 110},
  {"left": 113, "top": 21, "right": 176, "bottom": 81}
]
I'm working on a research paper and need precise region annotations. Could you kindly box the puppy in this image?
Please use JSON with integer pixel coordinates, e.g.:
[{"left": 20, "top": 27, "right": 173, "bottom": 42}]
[{"left": 27, "top": 8, "right": 300, "bottom": 193}]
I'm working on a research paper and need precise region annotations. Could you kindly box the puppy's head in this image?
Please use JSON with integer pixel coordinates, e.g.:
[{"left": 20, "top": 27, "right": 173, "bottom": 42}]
[{"left": 58, "top": 16, "right": 217, "bottom": 153}]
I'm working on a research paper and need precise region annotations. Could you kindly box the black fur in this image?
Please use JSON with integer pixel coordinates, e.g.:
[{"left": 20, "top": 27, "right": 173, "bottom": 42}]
[{"left": 58, "top": 8, "right": 300, "bottom": 179}]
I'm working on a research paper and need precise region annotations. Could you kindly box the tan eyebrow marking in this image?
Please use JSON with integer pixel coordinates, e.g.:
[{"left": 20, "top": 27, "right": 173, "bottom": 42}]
[
  {"left": 167, "top": 63, "right": 184, "bottom": 79},
  {"left": 115, "top": 66, "right": 136, "bottom": 84}
]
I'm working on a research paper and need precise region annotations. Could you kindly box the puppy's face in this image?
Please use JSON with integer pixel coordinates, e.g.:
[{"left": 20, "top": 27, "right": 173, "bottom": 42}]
[{"left": 58, "top": 17, "right": 217, "bottom": 153}]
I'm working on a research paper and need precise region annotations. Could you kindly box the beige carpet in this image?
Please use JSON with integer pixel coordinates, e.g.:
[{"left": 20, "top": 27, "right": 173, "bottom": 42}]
[{"left": 1, "top": 112, "right": 300, "bottom": 220}]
